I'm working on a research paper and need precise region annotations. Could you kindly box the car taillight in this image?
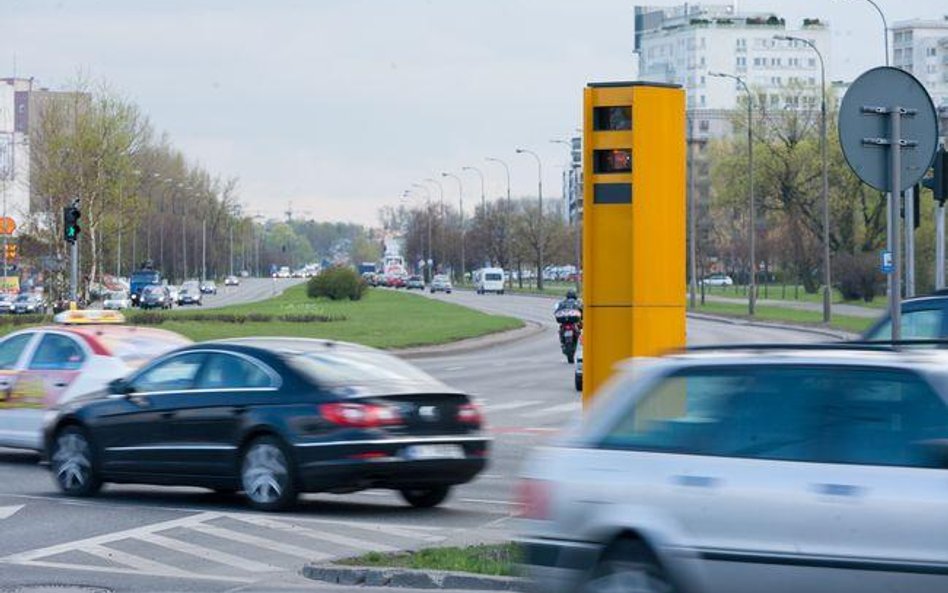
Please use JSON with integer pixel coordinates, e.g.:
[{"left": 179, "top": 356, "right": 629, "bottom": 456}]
[
  {"left": 457, "top": 402, "right": 483, "bottom": 426},
  {"left": 320, "top": 402, "right": 403, "bottom": 428},
  {"left": 516, "top": 478, "right": 551, "bottom": 520}
]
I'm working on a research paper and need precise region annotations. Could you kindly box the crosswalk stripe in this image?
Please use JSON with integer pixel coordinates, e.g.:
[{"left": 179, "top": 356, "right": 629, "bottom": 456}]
[
  {"left": 138, "top": 532, "right": 280, "bottom": 573},
  {"left": 189, "top": 522, "right": 330, "bottom": 560},
  {"left": 520, "top": 402, "right": 581, "bottom": 418},
  {"left": 486, "top": 400, "right": 540, "bottom": 412},
  {"left": 83, "top": 544, "right": 194, "bottom": 577},
  {"left": 234, "top": 515, "right": 401, "bottom": 552}
]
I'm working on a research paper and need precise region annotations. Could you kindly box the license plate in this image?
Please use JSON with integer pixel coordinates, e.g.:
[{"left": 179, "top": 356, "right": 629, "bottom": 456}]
[
  {"left": 403, "top": 444, "right": 465, "bottom": 460},
  {"left": 563, "top": 330, "right": 574, "bottom": 337}
]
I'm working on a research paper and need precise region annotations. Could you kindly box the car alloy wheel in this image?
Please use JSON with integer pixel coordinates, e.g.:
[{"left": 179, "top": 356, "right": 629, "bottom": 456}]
[
  {"left": 241, "top": 437, "right": 297, "bottom": 511},
  {"left": 582, "top": 539, "right": 675, "bottom": 593},
  {"left": 51, "top": 427, "right": 101, "bottom": 497}
]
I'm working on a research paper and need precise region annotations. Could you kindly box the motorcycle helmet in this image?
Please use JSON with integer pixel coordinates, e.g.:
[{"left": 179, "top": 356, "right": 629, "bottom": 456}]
[{"left": 566, "top": 289, "right": 577, "bottom": 300}]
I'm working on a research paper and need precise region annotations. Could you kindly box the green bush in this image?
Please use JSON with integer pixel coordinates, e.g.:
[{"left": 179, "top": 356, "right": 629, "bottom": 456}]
[{"left": 307, "top": 267, "right": 366, "bottom": 301}]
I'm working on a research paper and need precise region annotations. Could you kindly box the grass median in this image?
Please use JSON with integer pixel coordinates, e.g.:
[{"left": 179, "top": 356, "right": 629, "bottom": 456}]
[
  {"left": 336, "top": 543, "right": 519, "bottom": 577},
  {"left": 691, "top": 300, "right": 875, "bottom": 334},
  {"left": 0, "top": 286, "right": 524, "bottom": 349}
]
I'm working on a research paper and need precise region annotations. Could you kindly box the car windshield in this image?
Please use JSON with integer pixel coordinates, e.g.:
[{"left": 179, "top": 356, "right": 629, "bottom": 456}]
[
  {"left": 143, "top": 286, "right": 163, "bottom": 295},
  {"left": 14, "top": 294, "right": 29, "bottom": 302}
]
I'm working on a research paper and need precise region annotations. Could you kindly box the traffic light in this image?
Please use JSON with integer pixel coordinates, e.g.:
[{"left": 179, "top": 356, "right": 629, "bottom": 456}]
[
  {"left": 3, "top": 243, "right": 16, "bottom": 260},
  {"left": 922, "top": 147, "right": 947, "bottom": 204},
  {"left": 63, "top": 205, "right": 81, "bottom": 243},
  {"left": 899, "top": 185, "right": 921, "bottom": 229}
]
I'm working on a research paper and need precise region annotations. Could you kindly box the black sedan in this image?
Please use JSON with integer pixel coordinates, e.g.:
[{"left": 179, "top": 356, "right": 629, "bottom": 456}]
[{"left": 45, "top": 338, "right": 490, "bottom": 511}]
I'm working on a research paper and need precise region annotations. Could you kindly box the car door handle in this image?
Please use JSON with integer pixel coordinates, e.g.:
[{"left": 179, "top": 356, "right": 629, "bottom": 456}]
[
  {"left": 233, "top": 407, "right": 247, "bottom": 416},
  {"left": 53, "top": 381, "right": 68, "bottom": 388},
  {"left": 812, "top": 483, "right": 863, "bottom": 497},
  {"left": 160, "top": 411, "right": 175, "bottom": 419},
  {"left": 672, "top": 475, "right": 720, "bottom": 488}
]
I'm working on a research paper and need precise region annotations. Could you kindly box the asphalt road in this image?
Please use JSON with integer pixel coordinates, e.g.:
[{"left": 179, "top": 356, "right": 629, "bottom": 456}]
[
  {"left": 0, "top": 288, "right": 830, "bottom": 593},
  {"left": 179, "top": 277, "right": 305, "bottom": 309}
]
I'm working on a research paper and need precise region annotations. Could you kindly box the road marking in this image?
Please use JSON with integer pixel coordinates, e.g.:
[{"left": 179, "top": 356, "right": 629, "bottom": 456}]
[
  {"left": 0, "top": 504, "right": 24, "bottom": 520},
  {"left": 459, "top": 498, "right": 518, "bottom": 506},
  {"left": 234, "top": 514, "right": 403, "bottom": 552},
  {"left": 0, "top": 560, "right": 254, "bottom": 583},
  {"left": 520, "top": 402, "right": 581, "bottom": 418},
  {"left": 189, "top": 522, "right": 331, "bottom": 560},
  {"left": 83, "top": 544, "right": 194, "bottom": 578},
  {"left": 137, "top": 532, "right": 279, "bottom": 573},
  {"left": 486, "top": 400, "right": 540, "bottom": 412}
]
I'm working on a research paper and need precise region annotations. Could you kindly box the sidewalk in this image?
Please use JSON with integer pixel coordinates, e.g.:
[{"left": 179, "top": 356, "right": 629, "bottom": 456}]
[{"left": 702, "top": 294, "right": 881, "bottom": 319}]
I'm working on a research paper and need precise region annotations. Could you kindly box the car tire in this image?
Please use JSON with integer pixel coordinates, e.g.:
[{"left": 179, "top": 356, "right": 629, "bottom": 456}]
[
  {"left": 240, "top": 436, "right": 297, "bottom": 512},
  {"left": 566, "top": 352, "right": 575, "bottom": 364},
  {"left": 582, "top": 538, "right": 676, "bottom": 593},
  {"left": 51, "top": 426, "right": 102, "bottom": 497},
  {"left": 574, "top": 373, "right": 582, "bottom": 392},
  {"left": 399, "top": 485, "right": 451, "bottom": 508}
]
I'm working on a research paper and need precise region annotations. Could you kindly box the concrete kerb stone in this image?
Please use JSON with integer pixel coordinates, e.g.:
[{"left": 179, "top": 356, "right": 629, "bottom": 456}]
[
  {"left": 392, "top": 321, "right": 544, "bottom": 360},
  {"left": 301, "top": 564, "right": 523, "bottom": 591},
  {"left": 686, "top": 312, "right": 858, "bottom": 341}
]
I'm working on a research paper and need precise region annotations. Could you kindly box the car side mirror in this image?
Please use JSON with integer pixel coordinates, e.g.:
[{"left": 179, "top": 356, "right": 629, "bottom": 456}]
[
  {"left": 108, "top": 378, "right": 133, "bottom": 395},
  {"left": 915, "top": 439, "right": 948, "bottom": 468}
]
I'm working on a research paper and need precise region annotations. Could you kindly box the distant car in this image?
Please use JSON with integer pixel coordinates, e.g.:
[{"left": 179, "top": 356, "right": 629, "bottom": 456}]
[
  {"left": 406, "top": 275, "right": 425, "bottom": 290},
  {"left": 200, "top": 281, "right": 218, "bottom": 295},
  {"left": 13, "top": 293, "right": 45, "bottom": 315},
  {"left": 0, "top": 317, "right": 190, "bottom": 451},
  {"left": 224, "top": 275, "right": 240, "bottom": 286},
  {"left": 362, "top": 272, "right": 378, "bottom": 286},
  {"left": 177, "top": 286, "right": 203, "bottom": 306},
  {"left": 45, "top": 338, "right": 490, "bottom": 511},
  {"left": 701, "top": 273, "right": 734, "bottom": 287},
  {"left": 102, "top": 290, "right": 131, "bottom": 310},
  {"left": 476, "top": 268, "right": 505, "bottom": 295},
  {"left": 430, "top": 275, "right": 453, "bottom": 294},
  {"left": 0, "top": 294, "right": 14, "bottom": 314},
  {"left": 386, "top": 275, "right": 406, "bottom": 289},
  {"left": 519, "top": 345, "right": 948, "bottom": 593},
  {"left": 239, "top": 270, "right": 250, "bottom": 278},
  {"left": 139, "top": 285, "right": 172, "bottom": 310}
]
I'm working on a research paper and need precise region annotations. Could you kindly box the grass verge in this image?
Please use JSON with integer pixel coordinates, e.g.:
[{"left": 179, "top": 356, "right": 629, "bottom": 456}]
[
  {"left": 0, "top": 286, "right": 524, "bottom": 349},
  {"left": 336, "top": 543, "right": 520, "bottom": 577},
  {"left": 701, "top": 284, "right": 887, "bottom": 309},
  {"left": 691, "top": 300, "right": 875, "bottom": 334}
]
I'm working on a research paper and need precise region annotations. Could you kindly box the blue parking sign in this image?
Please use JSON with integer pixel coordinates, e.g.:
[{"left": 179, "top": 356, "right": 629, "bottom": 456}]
[{"left": 880, "top": 250, "right": 894, "bottom": 274}]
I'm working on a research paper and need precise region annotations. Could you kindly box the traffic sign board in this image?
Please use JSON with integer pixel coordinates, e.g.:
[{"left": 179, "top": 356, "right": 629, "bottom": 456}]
[
  {"left": 839, "top": 67, "right": 939, "bottom": 192},
  {"left": 0, "top": 217, "right": 15, "bottom": 235},
  {"left": 880, "top": 250, "right": 894, "bottom": 274}
]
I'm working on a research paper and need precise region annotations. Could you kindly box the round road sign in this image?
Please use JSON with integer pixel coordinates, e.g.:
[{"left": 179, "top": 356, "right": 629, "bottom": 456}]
[{"left": 838, "top": 66, "right": 938, "bottom": 192}]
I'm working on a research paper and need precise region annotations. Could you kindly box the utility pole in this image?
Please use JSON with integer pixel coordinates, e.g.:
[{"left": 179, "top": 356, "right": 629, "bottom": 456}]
[
  {"left": 202, "top": 218, "right": 207, "bottom": 282},
  {"left": 229, "top": 224, "right": 234, "bottom": 276}
]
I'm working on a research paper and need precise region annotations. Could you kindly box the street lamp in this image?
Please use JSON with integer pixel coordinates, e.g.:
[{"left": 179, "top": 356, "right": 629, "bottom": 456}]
[
  {"left": 842, "top": 0, "right": 888, "bottom": 66},
  {"left": 551, "top": 139, "right": 581, "bottom": 292},
  {"left": 486, "top": 157, "right": 513, "bottom": 286},
  {"left": 516, "top": 148, "right": 544, "bottom": 291},
  {"left": 442, "top": 172, "right": 465, "bottom": 284},
  {"left": 709, "top": 71, "right": 756, "bottom": 315},
  {"left": 412, "top": 182, "right": 434, "bottom": 281},
  {"left": 775, "top": 34, "right": 831, "bottom": 323}
]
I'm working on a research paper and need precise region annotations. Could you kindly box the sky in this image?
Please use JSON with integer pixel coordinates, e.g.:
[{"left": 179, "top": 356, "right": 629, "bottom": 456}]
[{"left": 4, "top": 0, "right": 947, "bottom": 225}]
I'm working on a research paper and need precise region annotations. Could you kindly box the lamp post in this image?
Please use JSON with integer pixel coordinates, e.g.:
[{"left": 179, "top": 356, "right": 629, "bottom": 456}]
[
  {"left": 412, "top": 183, "right": 434, "bottom": 281},
  {"left": 442, "top": 172, "right": 465, "bottom": 284},
  {"left": 775, "top": 34, "right": 831, "bottom": 323},
  {"left": 486, "top": 157, "right": 513, "bottom": 286},
  {"left": 463, "top": 165, "right": 487, "bottom": 267},
  {"left": 551, "top": 139, "right": 582, "bottom": 292},
  {"left": 843, "top": 0, "right": 889, "bottom": 66},
  {"left": 425, "top": 177, "right": 445, "bottom": 274},
  {"left": 516, "top": 148, "right": 544, "bottom": 291},
  {"left": 709, "top": 72, "right": 755, "bottom": 315}
]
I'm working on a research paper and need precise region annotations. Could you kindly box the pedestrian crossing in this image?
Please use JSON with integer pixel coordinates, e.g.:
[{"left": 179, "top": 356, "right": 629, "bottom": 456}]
[{"left": 0, "top": 509, "right": 449, "bottom": 583}]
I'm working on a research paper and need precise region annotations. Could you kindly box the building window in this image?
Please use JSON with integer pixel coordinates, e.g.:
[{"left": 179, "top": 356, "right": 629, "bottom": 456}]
[
  {"left": 700, "top": 75, "right": 706, "bottom": 85},
  {"left": 699, "top": 119, "right": 710, "bottom": 132},
  {"left": 770, "top": 94, "right": 780, "bottom": 107},
  {"left": 771, "top": 76, "right": 782, "bottom": 86},
  {"left": 700, "top": 95, "right": 706, "bottom": 106},
  {"left": 737, "top": 38, "right": 747, "bottom": 50},
  {"left": 754, "top": 57, "right": 764, "bottom": 67},
  {"left": 771, "top": 57, "right": 782, "bottom": 67},
  {"left": 808, "top": 58, "right": 816, "bottom": 68},
  {"left": 699, "top": 56, "right": 706, "bottom": 67},
  {"left": 736, "top": 56, "right": 747, "bottom": 67},
  {"left": 927, "top": 47, "right": 937, "bottom": 57}
]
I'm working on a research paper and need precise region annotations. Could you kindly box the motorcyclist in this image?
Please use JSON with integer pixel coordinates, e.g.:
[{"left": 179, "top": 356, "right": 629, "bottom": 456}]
[{"left": 554, "top": 289, "right": 583, "bottom": 346}]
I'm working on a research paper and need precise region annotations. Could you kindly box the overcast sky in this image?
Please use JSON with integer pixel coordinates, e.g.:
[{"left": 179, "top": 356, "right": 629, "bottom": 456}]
[{"left": 4, "top": 0, "right": 946, "bottom": 225}]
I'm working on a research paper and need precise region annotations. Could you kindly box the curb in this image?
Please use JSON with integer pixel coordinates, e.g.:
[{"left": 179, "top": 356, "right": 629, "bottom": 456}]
[
  {"left": 393, "top": 321, "right": 545, "bottom": 360},
  {"left": 302, "top": 564, "right": 523, "bottom": 591},
  {"left": 687, "top": 311, "right": 858, "bottom": 340}
]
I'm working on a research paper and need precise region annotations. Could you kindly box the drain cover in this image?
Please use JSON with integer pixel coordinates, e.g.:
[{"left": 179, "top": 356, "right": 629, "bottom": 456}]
[{"left": 2, "top": 586, "right": 113, "bottom": 593}]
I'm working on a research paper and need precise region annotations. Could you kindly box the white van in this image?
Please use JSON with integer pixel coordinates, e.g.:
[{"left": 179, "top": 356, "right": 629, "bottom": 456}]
[{"left": 476, "top": 267, "right": 505, "bottom": 295}]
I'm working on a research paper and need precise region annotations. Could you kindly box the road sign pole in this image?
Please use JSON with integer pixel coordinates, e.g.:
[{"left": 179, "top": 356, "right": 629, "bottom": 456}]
[
  {"left": 905, "top": 185, "right": 915, "bottom": 298},
  {"left": 938, "top": 204, "right": 946, "bottom": 289},
  {"left": 889, "top": 107, "right": 902, "bottom": 341}
]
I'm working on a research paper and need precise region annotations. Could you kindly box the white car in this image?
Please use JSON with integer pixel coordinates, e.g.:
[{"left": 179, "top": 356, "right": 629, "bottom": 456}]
[
  {"left": 520, "top": 346, "right": 948, "bottom": 593},
  {"left": 0, "top": 315, "right": 191, "bottom": 451},
  {"left": 224, "top": 275, "right": 240, "bottom": 286},
  {"left": 701, "top": 273, "right": 734, "bottom": 287},
  {"left": 102, "top": 290, "right": 131, "bottom": 310}
]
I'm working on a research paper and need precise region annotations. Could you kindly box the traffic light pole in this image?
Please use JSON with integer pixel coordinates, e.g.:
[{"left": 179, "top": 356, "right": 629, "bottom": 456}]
[
  {"left": 937, "top": 204, "right": 945, "bottom": 290},
  {"left": 905, "top": 186, "right": 915, "bottom": 298},
  {"left": 70, "top": 239, "right": 78, "bottom": 303}
]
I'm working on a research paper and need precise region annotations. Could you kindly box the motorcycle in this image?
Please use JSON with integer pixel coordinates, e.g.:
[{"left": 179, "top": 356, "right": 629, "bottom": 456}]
[{"left": 554, "top": 308, "right": 582, "bottom": 364}]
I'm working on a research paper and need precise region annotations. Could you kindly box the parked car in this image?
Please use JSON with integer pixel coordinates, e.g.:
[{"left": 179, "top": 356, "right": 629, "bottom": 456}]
[
  {"left": 139, "top": 284, "right": 172, "bottom": 310},
  {"left": 102, "top": 290, "right": 131, "bottom": 310},
  {"left": 13, "top": 293, "right": 45, "bottom": 315},
  {"left": 701, "top": 273, "right": 734, "bottom": 287},
  {"left": 0, "top": 313, "right": 190, "bottom": 451},
  {"left": 45, "top": 338, "right": 490, "bottom": 511},
  {"left": 406, "top": 275, "right": 425, "bottom": 290},
  {"left": 519, "top": 344, "right": 948, "bottom": 593},
  {"left": 0, "top": 293, "right": 14, "bottom": 314},
  {"left": 430, "top": 274, "right": 453, "bottom": 294},
  {"left": 224, "top": 275, "right": 240, "bottom": 286},
  {"left": 200, "top": 281, "right": 218, "bottom": 295}
]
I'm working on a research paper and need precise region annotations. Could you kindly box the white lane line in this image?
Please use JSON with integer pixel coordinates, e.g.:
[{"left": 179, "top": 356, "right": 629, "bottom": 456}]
[
  {"left": 261, "top": 514, "right": 447, "bottom": 541},
  {"left": 234, "top": 515, "right": 407, "bottom": 551},
  {"left": 139, "top": 532, "right": 279, "bottom": 573},
  {"left": 1, "top": 559, "right": 253, "bottom": 584},
  {"left": 520, "top": 402, "right": 581, "bottom": 418},
  {"left": 459, "top": 498, "right": 517, "bottom": 506},
  {"left": 189, "top": 522, "right": 331, "bottom": 560},
  {"left": 444, "top": 366, "right": 466, "bottom": 372},
  {"left": 486, "top": 400, "right": 540, "bottom": 412},
  {"left": 0, "top": 504, "right": 24, "bottom": 520},
  {"left": 83, "top": 544, "right": 194, "bottom": 578},
  {"left": 2, "top": 511, "right": 223, "bottom": 562}
]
